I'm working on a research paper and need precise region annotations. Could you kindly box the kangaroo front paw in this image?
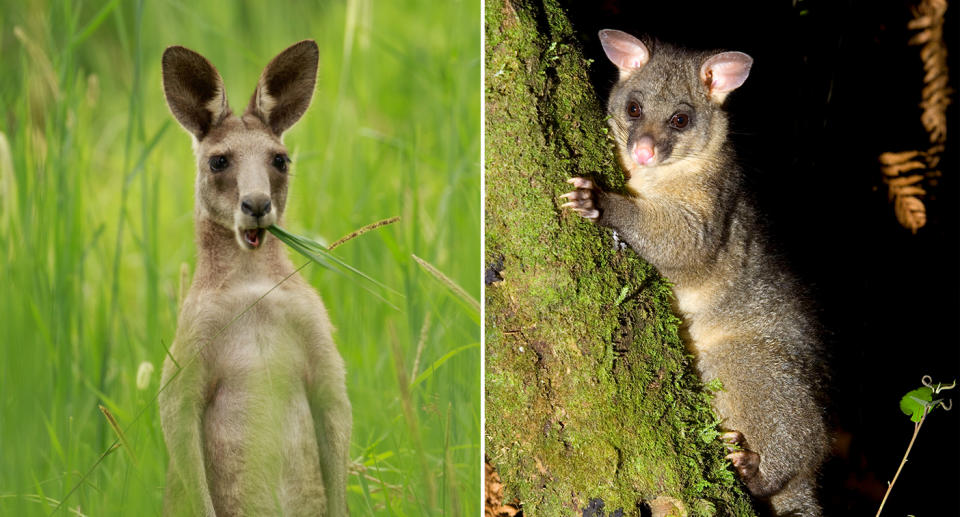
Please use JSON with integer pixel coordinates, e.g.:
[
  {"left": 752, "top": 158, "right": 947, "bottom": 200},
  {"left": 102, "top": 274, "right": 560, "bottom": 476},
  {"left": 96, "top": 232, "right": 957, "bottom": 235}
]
[
  {"left": 560, "top": 177, "right": 600, "bottom": 220},
  {"left": 722, "top": 431, "right": 761, "bottom": 482}
]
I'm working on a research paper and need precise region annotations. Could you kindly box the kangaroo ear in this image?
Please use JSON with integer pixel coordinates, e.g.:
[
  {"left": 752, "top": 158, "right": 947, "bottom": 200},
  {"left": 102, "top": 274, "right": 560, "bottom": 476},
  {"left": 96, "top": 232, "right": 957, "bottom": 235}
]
[
  {"left": 161, "top": 46, "right": 230, "bottom": 140},
  {"left": 599, "top": 29, "right": 650, "bottom": 80},
  {"left": 246, "top": 40, "right": 319, "bottom": 137},
  {"left": 700, "top": 51, "right": 753, "bottom": 104}
]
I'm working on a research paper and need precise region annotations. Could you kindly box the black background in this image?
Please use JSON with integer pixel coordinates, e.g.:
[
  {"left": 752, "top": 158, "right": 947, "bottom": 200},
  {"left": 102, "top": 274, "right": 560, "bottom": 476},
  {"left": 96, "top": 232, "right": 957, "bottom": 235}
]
[{"left": 562, "top": 0, "right": 960, "bottom": 514}]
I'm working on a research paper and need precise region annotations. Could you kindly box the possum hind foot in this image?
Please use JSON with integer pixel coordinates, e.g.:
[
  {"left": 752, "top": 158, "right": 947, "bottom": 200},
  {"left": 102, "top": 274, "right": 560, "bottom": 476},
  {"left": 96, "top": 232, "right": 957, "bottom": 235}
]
[{"left": 722, "top": 431, "right": 760, "bottom": 483}]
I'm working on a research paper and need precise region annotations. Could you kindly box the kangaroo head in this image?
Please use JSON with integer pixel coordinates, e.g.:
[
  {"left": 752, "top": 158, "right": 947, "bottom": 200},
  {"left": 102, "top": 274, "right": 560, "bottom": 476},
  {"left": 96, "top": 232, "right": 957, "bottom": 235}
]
[{"left": 161, "top": 40, "right": 319, "bottom": 250}]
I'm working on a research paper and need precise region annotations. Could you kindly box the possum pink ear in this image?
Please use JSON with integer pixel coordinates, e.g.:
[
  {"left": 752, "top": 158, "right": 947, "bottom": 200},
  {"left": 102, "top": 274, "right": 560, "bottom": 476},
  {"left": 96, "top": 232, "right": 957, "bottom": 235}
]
[
  {"left": 599, "top": 29, "right": 650, "bottom": 79},
  {"left": 700, "top": 51, "right": 753, "bottom": 103}
]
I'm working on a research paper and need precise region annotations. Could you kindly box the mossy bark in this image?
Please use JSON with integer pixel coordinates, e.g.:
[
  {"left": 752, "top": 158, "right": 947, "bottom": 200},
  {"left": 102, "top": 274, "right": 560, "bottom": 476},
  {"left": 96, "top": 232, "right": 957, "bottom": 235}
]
[{"left": 483, "top": 1, "right": 757, "bottom": 515}]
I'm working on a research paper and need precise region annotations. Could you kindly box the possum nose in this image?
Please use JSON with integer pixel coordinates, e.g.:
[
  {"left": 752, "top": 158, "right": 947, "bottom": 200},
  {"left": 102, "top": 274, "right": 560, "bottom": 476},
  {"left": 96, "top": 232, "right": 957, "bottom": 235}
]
[
  {"left": 241, "top": 195, "right": 272, "bottom": 218},
  {"left": 633, "top": 136, "right": 656, "bottom": 165}
]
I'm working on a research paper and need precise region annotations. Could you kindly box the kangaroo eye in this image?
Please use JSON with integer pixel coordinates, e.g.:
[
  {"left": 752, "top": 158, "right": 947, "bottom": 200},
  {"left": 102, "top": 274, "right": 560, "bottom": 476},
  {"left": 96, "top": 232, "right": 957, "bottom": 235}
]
[
  {"left": 208, "top": 155, "right": 229, "bottom": 172},
  {"left": 670, "top": 112, "right": 690, "bottom": 129},
  {"left": 273, "top": 154, "right": 289, "bottom": 172},
  {"left": 627, "top": 101, "right": 642, "bottom": 118}
]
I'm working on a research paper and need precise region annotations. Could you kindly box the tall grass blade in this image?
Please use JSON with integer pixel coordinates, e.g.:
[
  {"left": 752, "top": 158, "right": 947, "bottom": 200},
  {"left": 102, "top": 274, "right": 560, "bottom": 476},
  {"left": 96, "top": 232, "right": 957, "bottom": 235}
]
[
  {"left": 410, "top": 343, "right": 478, "bottom": 390},
  {"left": 98, "top": 405, "right": 136, "bottom": 466},
  {"left": 48, "top": 443, "right": 120, "bottom": 516},
  {"left": 69, "top": 0, "right": 121, "bottom": 49},
  {"left": 388, "top": 329, "right": 435, "bottom": 513},
  {"left": 411, "top": 254, "right": 480, "bottom": 321},
  {"left": 409, "top": 312, "right": 431, "bottom": 381},
  {"left": 328, "top": 216, "right": 401, "bottom": 250},
  {"left": 0, "top": 132, "right": 17, "bottom": 231},
  {"left": 0, "top": 493, "right": 90, "bottom": 517}
]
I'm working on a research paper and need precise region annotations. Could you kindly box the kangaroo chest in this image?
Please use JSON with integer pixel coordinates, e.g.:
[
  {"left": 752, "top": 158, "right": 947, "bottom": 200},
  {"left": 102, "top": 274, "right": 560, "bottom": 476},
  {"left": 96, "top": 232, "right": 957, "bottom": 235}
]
[
  {"left": 198, "top": 280, "right": 309, "bottom": 380},
  {"left": 187, "top": 280, "right": 325, "bottom": 513}
]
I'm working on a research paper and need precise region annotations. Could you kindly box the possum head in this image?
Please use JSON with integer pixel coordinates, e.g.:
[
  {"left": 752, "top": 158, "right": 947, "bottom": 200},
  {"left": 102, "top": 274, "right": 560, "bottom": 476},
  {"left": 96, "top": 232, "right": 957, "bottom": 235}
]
[{"left": 599, "top": 30, "right": 752, "bottom": 184}]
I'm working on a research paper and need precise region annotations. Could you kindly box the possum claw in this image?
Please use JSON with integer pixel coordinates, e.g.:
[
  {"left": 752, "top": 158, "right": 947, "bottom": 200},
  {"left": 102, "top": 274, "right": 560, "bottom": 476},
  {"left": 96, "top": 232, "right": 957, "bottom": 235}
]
[
  {"left": 559, "top": 190, "right": 591, "bottom": 200},
  {"left": 722, "top": 430, "right": 760, "bottom": 482},
  {"left": 721, "top": 431, "right": 745, "bottom": 451},
  {"left": 726, "top": 450, "right": 761, "bottom": 481},
  {"left": 561, "top": 196, "right": 598, "bottom": 220},
  {"left": 562, "top": 177, "right": 600, "bottom": 220},
  {"left": 566, "top": 177, "right": 595, "bottom": 189}
]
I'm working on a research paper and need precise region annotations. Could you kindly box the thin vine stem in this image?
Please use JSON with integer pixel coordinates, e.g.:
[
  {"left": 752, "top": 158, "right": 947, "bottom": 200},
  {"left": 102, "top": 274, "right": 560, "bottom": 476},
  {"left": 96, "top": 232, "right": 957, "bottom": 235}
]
[{"left": 875, "top": 410, "right": 927, "bottom": 517}]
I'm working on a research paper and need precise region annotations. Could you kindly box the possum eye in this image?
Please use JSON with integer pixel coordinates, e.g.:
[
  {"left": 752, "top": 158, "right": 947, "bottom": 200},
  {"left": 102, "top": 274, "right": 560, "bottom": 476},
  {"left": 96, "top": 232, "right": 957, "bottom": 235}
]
[
  {"left": 670, "top": 112, "right": 691, "bottom": 130},
  {"left": 208, "top": 155, "right": 229, "bottom": 172},
  {"left": 272, "top": 153, "right": 289, "bottom": 172},
  {"left": 627, "top": 101, "right": 642, "bottom": 118}
]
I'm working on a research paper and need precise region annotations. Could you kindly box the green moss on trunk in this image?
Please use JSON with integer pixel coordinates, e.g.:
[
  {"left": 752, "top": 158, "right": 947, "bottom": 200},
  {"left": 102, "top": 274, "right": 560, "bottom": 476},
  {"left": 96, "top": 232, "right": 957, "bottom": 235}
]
[{"left": 484, "top": 0, "right": 757, "bottom": 514}]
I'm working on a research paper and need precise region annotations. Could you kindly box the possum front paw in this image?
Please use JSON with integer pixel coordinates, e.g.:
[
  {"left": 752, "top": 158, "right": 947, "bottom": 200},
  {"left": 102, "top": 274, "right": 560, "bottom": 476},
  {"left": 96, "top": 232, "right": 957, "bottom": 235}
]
[
  {"left": 560, "top": 177, "right": 600, "bottom": 220},
  {"left": 722, "top": 431, "right": 761, "bottom": 483}
]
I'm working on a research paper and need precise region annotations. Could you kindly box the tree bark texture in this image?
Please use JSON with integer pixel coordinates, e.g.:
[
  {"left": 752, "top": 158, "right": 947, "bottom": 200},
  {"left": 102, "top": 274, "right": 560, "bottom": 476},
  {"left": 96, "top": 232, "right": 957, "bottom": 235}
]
[{"left": 484, "top": 1, "right": 757, "bottom": 515}]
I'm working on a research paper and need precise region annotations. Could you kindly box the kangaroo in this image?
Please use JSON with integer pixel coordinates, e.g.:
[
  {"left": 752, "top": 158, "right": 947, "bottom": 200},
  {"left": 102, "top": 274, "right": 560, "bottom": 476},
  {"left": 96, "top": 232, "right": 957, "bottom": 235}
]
[{"left": 158, "top": 40, "right": 352, "bottom": 516}]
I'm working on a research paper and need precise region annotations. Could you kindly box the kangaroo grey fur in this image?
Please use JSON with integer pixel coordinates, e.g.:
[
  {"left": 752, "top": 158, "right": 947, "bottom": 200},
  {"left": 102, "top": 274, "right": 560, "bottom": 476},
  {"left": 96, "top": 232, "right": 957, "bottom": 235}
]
[
  {"left": 562, "top": 30, "right": 829, "bottom": 516},
  {"left": 158, "top": 40, "right": 351, "bottom": 516}
]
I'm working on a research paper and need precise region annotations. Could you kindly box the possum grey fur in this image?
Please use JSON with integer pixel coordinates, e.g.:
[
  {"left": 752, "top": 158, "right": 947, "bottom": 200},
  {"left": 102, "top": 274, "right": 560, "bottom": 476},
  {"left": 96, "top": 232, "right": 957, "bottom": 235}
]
[{"left": 562, "top": 30, "right": 829, "bottom": 516}]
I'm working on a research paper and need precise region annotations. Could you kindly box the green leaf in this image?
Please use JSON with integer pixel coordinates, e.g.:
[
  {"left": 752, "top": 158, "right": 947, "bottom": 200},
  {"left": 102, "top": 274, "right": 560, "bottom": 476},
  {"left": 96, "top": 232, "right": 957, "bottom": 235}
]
[
  {"left": 704, "top": 378, "right": 725, "bottom": 392},
  {"left": 699, "top": 426, "right": 720, "bottom": 444},
  {"left": 614, "top": 285, "right": 630, "bottom": 306},
  {"left": 900, "top": 387, "right": 933, "bottom": 423}
]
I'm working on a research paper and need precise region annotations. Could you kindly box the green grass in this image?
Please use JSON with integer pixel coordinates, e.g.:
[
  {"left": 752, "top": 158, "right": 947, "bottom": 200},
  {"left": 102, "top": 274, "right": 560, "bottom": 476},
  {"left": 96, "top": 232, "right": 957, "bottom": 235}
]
[{"left": 0, "top": 1, "right": 480, "bottom": 515}]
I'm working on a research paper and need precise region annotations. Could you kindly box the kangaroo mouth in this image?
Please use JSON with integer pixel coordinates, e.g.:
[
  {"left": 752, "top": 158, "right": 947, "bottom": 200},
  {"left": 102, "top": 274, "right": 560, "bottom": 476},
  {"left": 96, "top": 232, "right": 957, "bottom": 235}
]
[{"left": 241, "top": 228, "right": 266, "bottom": 249}]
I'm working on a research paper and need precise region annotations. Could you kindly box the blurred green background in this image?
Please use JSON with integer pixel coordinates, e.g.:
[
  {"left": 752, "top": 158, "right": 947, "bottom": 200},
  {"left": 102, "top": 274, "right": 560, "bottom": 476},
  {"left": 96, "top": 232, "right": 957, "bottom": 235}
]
[{"left": 0, "top": 0, "right": 480, "bottom": 515}]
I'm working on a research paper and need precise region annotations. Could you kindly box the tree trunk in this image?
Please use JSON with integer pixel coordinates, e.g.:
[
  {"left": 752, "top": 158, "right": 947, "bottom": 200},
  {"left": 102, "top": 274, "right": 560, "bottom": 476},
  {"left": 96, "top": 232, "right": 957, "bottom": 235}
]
[{"left": 483, "top": 1, "right": 757, "bottom": 515}]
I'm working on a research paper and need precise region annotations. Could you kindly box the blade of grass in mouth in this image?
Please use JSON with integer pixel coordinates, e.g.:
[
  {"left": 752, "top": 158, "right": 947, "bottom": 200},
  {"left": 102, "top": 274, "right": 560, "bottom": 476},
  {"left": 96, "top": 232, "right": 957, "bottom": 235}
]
[{"left": 268, "top": 218, "right": 402, "bottom": 308}]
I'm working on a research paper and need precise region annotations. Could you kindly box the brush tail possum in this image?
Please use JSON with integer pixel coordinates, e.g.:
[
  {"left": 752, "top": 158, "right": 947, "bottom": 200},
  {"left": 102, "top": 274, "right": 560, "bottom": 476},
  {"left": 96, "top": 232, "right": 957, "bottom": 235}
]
[{"left": 562, "top": 29, "right": 829, "bottom": 516}]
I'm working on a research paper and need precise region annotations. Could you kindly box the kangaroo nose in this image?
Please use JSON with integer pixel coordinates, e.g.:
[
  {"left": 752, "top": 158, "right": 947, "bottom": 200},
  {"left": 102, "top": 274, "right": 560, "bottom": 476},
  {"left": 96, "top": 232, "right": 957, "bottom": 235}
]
[{"left": 241, "top": 195, "right": 272, "bottom": 218}]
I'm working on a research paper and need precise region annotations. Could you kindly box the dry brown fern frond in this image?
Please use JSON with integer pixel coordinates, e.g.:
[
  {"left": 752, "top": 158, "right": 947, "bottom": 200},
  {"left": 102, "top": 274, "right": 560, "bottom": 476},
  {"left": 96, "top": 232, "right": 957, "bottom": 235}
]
[
  {"left": 880, "top": 0, "right": 951, "bottom": 233},
  {"left": 485, "top": 460, "right": 522, "bottom": 517}
]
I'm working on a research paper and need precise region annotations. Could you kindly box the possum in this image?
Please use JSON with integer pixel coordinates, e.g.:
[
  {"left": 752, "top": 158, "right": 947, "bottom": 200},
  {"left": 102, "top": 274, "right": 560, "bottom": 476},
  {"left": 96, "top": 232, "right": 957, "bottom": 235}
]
[{"left": 561, "top": 29, "right": 829, "bottom": 516}]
